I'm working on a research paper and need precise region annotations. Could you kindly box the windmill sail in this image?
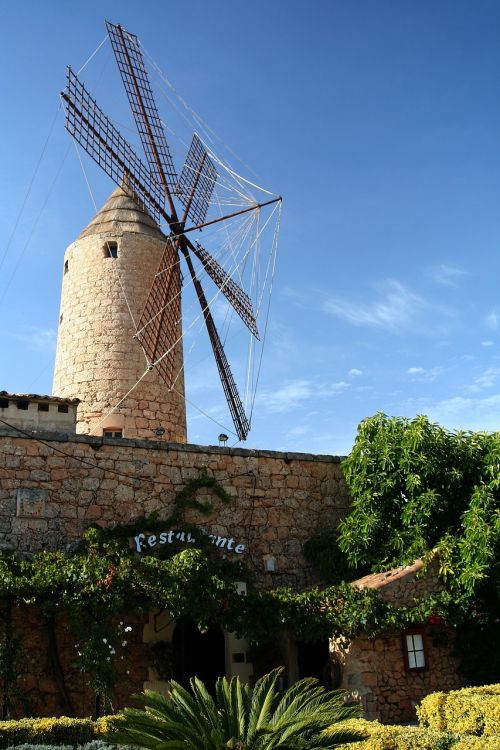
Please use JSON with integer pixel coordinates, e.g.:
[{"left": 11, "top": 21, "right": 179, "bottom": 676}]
[
  {"left": 180, "top": 241, "right": 250, "bottom": 441},
  {"left": 188, "top": 240, "right": 259, "bottom": 338},
  {"left": 106, "top": 21, "right": 178, "bottom": 200},
  {"left": 62, "top": 67, "right": 166, "bottom": 225},
  {"left": 176, "top": 134, "right": 218, "bottom": 226},
  {"left": 136, "top": 238, "right": 182, "bottom": 387}
]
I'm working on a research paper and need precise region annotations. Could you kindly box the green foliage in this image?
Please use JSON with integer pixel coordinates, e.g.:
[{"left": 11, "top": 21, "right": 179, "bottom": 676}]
[
  {"left": 108, "top": 667, "right": 363, "bottom": 750},
  {"left": 3, "top": 739, "right": 134, "bottom": 750},
  {"left": 339, "top": 414, "right": 500, "bottom": 580},
  {"left": 0, "top": 718, "right": 98, "bottom": 749},
  {"left": 335, "top": 413, "right": 500, "bottom": 680},
  {"left": 451, "top": 737, "right": 500, "bottom": 749},
  {"left": 417, "top": 684, "right": 500, "bottom": 737},
  {"left": 303, "top": 532, "right": 366, "bottom": 585},
  {"left": 330, "top": 720, "right": 455, "bottom": 750}
]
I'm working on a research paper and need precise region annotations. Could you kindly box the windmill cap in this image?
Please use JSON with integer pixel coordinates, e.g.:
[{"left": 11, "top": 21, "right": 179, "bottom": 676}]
[{"left": 78, "top": 185, "right": 166, "bottom": 240}]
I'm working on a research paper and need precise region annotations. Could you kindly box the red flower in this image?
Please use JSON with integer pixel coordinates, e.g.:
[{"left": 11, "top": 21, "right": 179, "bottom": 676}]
[
  {"left": 428, "top": 613, "right": 444, "bottom": 626},
  {"left": 97, "top": 566, "right": 116, "bottom": 590}
]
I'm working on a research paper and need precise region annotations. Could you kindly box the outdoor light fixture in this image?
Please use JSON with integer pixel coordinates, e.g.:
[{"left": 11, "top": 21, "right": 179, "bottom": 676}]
[
  {"left": 218, "top": 433, "right": 229, "bottom": 446},
  {"left": 264, "top": 556, "right": 276, "bottom": 573},
  {"left": 154, "top": 426, "right": 165, "bottom": 438}
]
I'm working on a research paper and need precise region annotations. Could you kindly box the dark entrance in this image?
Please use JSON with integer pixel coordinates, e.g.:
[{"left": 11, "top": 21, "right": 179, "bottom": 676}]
[
  {"left": 297, "top": 639, "right": 336, "bottom": 688},
  {"left": 172, "top": 616, "right": 226, "bottom": 692}
]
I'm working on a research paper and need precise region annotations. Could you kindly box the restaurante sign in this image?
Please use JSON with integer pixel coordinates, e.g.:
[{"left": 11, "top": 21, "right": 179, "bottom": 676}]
[{"left": 133, "top": 528, "right": 246, "bottom": 554}]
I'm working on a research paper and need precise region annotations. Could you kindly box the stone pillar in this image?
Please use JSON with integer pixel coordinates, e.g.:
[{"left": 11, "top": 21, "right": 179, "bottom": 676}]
[{"left": 52, "top": 187, "right": 187, "bottom": 442}]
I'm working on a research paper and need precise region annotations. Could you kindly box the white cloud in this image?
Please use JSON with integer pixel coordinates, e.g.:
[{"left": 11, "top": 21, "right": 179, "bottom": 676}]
[
  {"left": 323, "top": 279, "right": 429, "bottom": 332},
  {"left": 348, "top": 368, "right": 362, "bottom": 376},
  {"left": 287, "top": 425, "right": 310, "bottom": 439},
  {"left": 485, "top": 309, "right": 499, "bottom": 331},
  {"left": 406, "top": 366, "right": 444, "bottom": 381},
  {"left": 13, "top": 326, "right": 57, "bottom": 352},
  {"left": 424, "top": 394, "right": 500, "bottom": 433},
  {"left": 481, "top": 341, "right": 494, "bottom": 347},
  {"left": 466, "top": 367, "right": 500, "bottom": 393},
  {"left": 429, "top": 264, "right": 467, "bottom": 287},
  {"left": 258, "top": 378, "right": 350, "bottom": 413}
]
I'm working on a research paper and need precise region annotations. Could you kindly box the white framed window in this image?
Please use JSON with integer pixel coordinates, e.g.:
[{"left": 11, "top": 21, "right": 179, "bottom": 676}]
[{"left": 403, "top": 629, "right": 427, "bottom": 672}]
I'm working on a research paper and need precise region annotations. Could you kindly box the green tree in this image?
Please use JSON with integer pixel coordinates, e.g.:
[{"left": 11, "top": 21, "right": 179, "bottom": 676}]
[
  {"left": 335, "top": 412, "right": 500, "bottom": 684},
  {"left": 110, "top": 668, "right": 362, "bottom": 750},
  {"left": 338, "top": 413, "right": 500, "bottom": 594}
]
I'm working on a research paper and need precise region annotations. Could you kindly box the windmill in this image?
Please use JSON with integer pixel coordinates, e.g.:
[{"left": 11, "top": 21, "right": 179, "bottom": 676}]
[{"left": 60, "top": 20, "right": 281, "bottom": 442}]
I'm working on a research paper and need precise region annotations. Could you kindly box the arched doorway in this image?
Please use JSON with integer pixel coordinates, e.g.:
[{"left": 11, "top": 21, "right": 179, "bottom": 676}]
[
  {"left": 297, "top": 639, "right": 339, "bottom": 688},
  {"left": 172, "top": 616, "right": 226, "bottom": 693}
]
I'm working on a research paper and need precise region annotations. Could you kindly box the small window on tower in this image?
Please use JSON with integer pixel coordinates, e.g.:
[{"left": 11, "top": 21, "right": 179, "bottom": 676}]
[
  {"left": 402, "top": 629, "right": 427, "bottom": 672},
  {"left": 103, "top": 429, "right": 123, "bottom": 439},
  {"left": 103, "top": 241, "right": 118, "bottom": 259},
  {"left": 64, "top": 260, "right": 69, "bottom": 274}
]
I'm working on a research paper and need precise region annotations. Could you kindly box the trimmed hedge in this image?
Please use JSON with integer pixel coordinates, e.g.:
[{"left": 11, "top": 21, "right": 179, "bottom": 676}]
[
  {"left": 5, "top": 743, "right": 135, "bottom": 750},
  {"left": 334, "top": 719, "right": 455, "bottom": 750},
  {"left": 451, "top": 739, "right": 500, "bottom": 750},
  {"left": 417, "top": 685, "right": 500, "bottom": 737},
  {"left": 0, "top": 717, "right": 119, "bottom": 749}
]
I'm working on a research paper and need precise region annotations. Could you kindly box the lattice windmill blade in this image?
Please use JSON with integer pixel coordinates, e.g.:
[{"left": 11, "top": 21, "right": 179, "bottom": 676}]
[
  {"left": 176, "top": 134, "right": 218, "bottom": 227},
  {"left": 135, "top": 238, "right": 182, "bottom": 387},
  {"left": 62, "top": 67, "right": 167, "bottom": 225},
  {"left": 179, "top": 239, "right": 250, "bottom": 441},
  {"left": 186, "top": 238, "right": 259, "bottom": 338},
  {"left": 105, "top": 20, "right": 178, "bottom": 211}
]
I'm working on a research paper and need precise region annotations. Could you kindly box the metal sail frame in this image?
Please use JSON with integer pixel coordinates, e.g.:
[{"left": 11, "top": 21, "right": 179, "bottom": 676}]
[{"left": 62, "top": 20, "right": 282, "bottom": 440}]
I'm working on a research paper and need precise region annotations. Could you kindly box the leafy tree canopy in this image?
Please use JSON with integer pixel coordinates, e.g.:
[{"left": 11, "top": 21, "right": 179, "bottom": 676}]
[{"left": 337, "top": 413, "right": 500, "bottom": 600}]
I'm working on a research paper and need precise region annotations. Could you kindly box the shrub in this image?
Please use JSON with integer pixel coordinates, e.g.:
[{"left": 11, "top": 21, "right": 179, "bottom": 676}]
[
  {"left": 5, "top": 743, "right": 135, "bottom": 750},
  {"left": 334, "top": 720, "right": 454, "bottom": 750},
  {"left": 418, "top": 685, "right": 500, "bottom": 736},
  {"left": 451, "top": 738, "right": 500, "bottom": 750},
  {"left": 0, "top": 717, "right": 121, "bottom": 749}
]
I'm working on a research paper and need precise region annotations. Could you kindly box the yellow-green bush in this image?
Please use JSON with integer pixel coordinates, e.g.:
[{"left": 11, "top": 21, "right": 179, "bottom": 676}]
[
  {"left": 0, "top": 716, "right": 120, "bottom": 749},
  {"left": 333, "top": 719, "right": 453, "bottom": 750},
  {"left": 418, "top": 685, "right": 500, "bottom": 737},
  {"left": 451, "top": 738, "right": 500, "bottom": 750}
]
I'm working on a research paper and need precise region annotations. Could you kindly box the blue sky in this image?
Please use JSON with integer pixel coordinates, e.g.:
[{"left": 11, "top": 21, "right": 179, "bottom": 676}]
[{"left": 1, "top": 1, "right": 500, "bottom": 454}]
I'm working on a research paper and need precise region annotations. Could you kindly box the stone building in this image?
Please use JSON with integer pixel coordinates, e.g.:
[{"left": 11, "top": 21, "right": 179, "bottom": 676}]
[
  {"left": 332, "top": 559, "right": 462, "bottom": 724},
  {"left": 0, "top": 190, "right": 462, "bottom": 721},
  {"left": 0, "top": 392, "right": 348, "bottom": 716}
]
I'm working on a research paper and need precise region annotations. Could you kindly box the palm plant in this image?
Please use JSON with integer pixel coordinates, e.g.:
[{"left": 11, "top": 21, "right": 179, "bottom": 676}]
[{"left": 110, "top": 667, "right": 363, "bottom": 750}]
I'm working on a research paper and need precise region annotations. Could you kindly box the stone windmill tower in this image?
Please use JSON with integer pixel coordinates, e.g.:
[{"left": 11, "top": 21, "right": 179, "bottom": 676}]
[
  {"left": 54, "top": 21, "right": 280, "bottom": 444},
  {"left": 52, "top": 186, "right": 187, "bottom": 442}
]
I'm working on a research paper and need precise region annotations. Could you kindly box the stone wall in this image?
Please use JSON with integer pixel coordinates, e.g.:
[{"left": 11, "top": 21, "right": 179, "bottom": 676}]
[
  {"left": 0, "top": 428, "right": 348, "bottom": 588},
  {"left": 333, "top": 626, "right": 461, "bottom": 724},
  {"left": 0, "top": 427, "right": 348, "bottom": 718},
  {"left": 0, "top": 605, "right": 148, "bottom": 718},
  {"left": 0, "top": 428, "right": 464, "bottom": 722}
]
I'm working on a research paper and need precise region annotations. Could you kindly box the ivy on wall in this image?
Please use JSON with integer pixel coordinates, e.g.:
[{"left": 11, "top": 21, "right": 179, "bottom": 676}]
[{"left": 0, "top": 466, "right": 451, "bottom": 714}]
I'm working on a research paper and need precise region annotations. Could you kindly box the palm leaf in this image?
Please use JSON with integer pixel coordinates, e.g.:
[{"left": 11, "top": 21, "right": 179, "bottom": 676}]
[{"left": 246, "top": 667, "right": 282, "bottom": 742}]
